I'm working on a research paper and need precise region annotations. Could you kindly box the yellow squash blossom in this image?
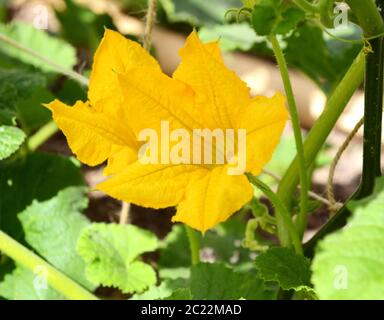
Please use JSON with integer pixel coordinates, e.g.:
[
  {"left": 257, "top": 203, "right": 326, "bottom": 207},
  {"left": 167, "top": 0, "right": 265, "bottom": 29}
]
[{"left": 46, "top": 29, "right": 288, "bottom": 232}]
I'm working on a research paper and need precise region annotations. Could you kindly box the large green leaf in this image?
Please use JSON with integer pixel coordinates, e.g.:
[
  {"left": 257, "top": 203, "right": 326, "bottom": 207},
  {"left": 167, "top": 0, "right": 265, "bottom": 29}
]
[
  {"left": 285, "top": 24, "right": 362, "bottom": 92},
  {"left": 255, "top": 247, "right": 312, "bottom": 291},
  {"left": 77, "top": 223, "right": 158, "bottom": 294},
  {"left": 0, "top": 266, "right": 64, "bottom": 300},
  {"left": 158, "top": 224, "right": 192, "bottom": 268},
  {"left": 162, "top": 288, "right": 192, "bottom": 300},
  {"left": 56, "top": 79, "right": 87, "bottom": 106},
  {"left": 18, "top": 187, "right": 95, "bottom": 290},
  {"left": 135, "top": 263, "right": 276, "bottom": 300},
  {"left": 0, "top": 126, "right": 25, "bottom": 160},
  {"left": 189, "top": 263, "right": 276, "bottom": 300},
  {"left": 0, "top": 22, "right": 77, "bottom": 72},
  {"left": 17, "top": 87, "right": 53, "bottom": 132},
  {"left": 0, "top": 153, "right": 84, "bottom": 241},
  {"left": 251, "top": 0, "right": 304, "bottom": 36},
  {"left": 312, "top": 177, "right": 384, "bottom": 299}
]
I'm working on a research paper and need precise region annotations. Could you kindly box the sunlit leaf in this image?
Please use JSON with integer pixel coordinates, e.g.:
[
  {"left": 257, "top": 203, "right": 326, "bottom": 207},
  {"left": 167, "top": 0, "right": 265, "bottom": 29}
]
[
  {"left": 0, "top": 266, "right": 64, "bottom": 300},
  {"left": 0, "top": 153, "right": 84, "bottom": 241},
  {"left": 255, "top": 247, "right": 312, "bottom": 291},
  {"left": 0, "top": 22, "right": 77, "bottom": 72},
  {"left": 0, "top": 126, "right": 25, "bottom": 160},
  {"left": 312, "top": 177, "right": 384, "bottom": 299},
  {"left": 77, "top": 223, "right": 158, "bottom": 293},
  {"left": 18, "top": 187, "right": 95, "bottom": 290}
]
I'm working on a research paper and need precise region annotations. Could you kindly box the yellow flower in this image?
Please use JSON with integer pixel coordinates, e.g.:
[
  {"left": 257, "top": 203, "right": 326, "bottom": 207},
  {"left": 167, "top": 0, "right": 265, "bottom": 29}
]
[{"left": 46, "top": 29, "right": 288, "bottom": 232}]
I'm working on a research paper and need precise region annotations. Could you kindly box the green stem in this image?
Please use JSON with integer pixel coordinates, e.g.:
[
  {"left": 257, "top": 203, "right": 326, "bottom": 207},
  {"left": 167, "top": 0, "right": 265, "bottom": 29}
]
[
  {"left": 345, "top": 0, "right": 384, "bottom": 37},
  {"left": 246, "top": 174, "right": 303, "bottom": 255},
  {"left": 28, "top": 121, "right": 58, "bottom": 151},
  {"left": 185, "top": 226, "right": 200, "bottom": 265},
  {"left": 0, "top": 231, "right": 97, "bottom": 300},
  {"left": 277, "top": 50, "right": 365, "bottom": 209},
  {"left": 269, "top": 35, "right": 309, "bottom": 241}
]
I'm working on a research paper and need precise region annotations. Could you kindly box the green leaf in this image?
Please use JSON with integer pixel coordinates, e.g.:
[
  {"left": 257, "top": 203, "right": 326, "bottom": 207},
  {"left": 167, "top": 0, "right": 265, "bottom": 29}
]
[
  {"left": 136, "top": 263, "right": 275, "bottom": 300},
  {"left": 57, "top": 78, "right": 87, "bottom": 106},
  {"left": 159, "top": 267, "right": 190, "bottom": 280},
  {"left": 251, "top": 0, "right": 277, "bottom": 36},
  {"left": 0, "top": 126, "right": 25, "bottom": 160},
  {"left": 0, "top": 266, "right": 64, "bottom": 300},
  {"left": 0, "top": 22, "right": 77, "bottom": 72},
  {"left": 285, "top": 24, "right": 362, "bottom": 92},
  {"left": 77, "top": 223, "right": 158, "bottom": 294},
  {"left": 198, "top": 23, "right": 263, "bottom": 51},
  {"left": 274, "top": 6, "right": 305, "bottom": 35},
  {"left": 18, "top": 186, "right": 95, "bottom": 290},
  {"left": 255, "top": 247, "right": 312, "bottom": 291},
  {"left": 201, "top": 218, "right": 253, "bottom": 264},
  {"left": 189, "top": 263, "right": 276, "bottom": 299},
  {"left": 131, "top": 278, "right": 188, "bottom": 300},
  {"left": 0, "top": 68, "right": 45, "bottom": 124},
  {"left": 251, "top": 0, "right": 304, "bottom": 36},
  {"left": 16, "top": 87, "right": 53, "bottom": 132},
  {"left": 162, "top": 288, "right": 192, "bottom": 300},
  {"left": 159, "top": 224, "right": 192, "bottom": 268},
  {"left": 0, "top": 153, "right": 84, "bottom": 241},
  {"left": 312, "top": 177, "right": 384, "bottom": 299}
]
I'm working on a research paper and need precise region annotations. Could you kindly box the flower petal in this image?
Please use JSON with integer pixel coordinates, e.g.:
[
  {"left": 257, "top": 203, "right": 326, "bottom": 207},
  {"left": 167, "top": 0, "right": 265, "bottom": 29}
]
[
  {"left": 97, "top": 162, "right": 206, "bottom": 208},
  {"left": 173, "top": 31, "right": 251, "bottom": 129},
  {"left": 238, "top": 93, "right": 288, "bottom": 174},
  {"left": 89, "top": 29, "right": 160, "bottom": 105},
  {"left": 117, "top": 68, "right": 203, "bottom": 135},
  {"left": 173, "top": 166, "right": 253, "bottom": 232},
  {"left": 104, "top": 146, "right": 138, "bottom": 175},
  {"left": 46, "top": 99, "right": 138, "bottom": 166}
]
